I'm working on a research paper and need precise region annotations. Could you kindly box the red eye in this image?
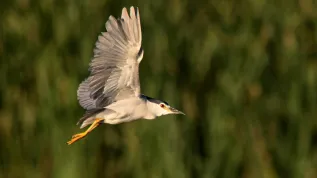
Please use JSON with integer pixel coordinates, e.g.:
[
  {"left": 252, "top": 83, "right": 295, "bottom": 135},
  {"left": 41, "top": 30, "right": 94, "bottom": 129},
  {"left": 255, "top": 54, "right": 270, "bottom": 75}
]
[{"left": 160, "top": 104, "right": 165, "bottom": 108}]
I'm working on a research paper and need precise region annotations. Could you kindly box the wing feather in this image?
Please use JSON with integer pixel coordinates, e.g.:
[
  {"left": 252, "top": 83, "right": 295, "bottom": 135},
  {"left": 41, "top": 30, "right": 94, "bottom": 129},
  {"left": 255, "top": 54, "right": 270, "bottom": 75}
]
[
  {"left": 77, "top": 6, "right": 143, "bottom": 109},
  {"left": 77, "top": 78, "right": 96, "bottom": 110}
]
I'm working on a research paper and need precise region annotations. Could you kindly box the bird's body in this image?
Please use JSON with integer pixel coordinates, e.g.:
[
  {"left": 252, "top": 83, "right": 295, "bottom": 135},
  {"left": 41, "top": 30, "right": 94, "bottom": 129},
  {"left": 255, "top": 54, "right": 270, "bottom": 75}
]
[
  {"left": 80, "top": 96, "right": 154, "bottom": 128},
  {"left": 67, "top": 6, "right": 184, "bottom": 145}
]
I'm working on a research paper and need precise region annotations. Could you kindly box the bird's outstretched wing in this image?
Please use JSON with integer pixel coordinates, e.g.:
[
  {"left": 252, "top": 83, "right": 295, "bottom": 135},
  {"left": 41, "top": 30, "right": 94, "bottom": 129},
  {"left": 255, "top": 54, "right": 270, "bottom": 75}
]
[{"left": 77, "top": 6, "right": 143, "bottom": 109}]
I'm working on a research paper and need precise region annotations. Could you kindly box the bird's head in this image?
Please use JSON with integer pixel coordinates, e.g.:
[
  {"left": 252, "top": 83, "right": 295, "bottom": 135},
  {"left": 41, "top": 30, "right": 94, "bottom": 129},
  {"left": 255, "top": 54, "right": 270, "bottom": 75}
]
[{"left": 145, "top": 97, "right": 185, "bottom": 117}]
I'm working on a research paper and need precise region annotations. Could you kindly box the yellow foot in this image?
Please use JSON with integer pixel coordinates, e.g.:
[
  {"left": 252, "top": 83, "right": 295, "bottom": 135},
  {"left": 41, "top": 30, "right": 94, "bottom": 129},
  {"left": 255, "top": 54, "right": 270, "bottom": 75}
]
[
  {"left": 66, "top": 118, "right": 103, "bottom": 145},
  {"left": 67, "top": 132, "right": 87, "bottom": 145}
]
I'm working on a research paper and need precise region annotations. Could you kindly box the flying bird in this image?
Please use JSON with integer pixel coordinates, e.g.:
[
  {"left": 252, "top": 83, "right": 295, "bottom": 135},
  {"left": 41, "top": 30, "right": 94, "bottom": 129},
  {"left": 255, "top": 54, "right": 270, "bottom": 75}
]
[{"left": 67, "top": 6, "right": 185, "bottom": 145}]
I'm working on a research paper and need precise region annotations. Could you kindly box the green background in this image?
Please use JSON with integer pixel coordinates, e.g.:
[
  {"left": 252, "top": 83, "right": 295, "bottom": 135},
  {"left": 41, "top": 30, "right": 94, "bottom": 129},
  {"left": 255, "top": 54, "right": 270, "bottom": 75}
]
[{"left": 1, "top": 0, "right": 317, "bottom": 178}]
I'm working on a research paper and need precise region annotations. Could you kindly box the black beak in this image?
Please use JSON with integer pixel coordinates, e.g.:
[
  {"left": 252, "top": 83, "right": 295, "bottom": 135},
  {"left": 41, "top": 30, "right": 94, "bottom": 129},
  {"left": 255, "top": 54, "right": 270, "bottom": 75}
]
[{"left": 169, "top": 107, "right": 185, "bottom": 115}]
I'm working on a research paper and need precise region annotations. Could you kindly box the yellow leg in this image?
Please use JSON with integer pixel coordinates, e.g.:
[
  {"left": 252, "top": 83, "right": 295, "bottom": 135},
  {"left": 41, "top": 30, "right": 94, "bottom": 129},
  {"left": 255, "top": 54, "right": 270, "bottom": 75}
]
[{"left": 67, "top": 118, "right": 103, "bottom": 145}]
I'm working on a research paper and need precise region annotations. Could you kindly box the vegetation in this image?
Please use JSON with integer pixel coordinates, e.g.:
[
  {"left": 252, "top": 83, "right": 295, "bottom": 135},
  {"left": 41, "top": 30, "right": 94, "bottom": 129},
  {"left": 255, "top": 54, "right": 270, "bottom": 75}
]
[{"left": 1, "top": 0, "right": 317, "bottom": 177}]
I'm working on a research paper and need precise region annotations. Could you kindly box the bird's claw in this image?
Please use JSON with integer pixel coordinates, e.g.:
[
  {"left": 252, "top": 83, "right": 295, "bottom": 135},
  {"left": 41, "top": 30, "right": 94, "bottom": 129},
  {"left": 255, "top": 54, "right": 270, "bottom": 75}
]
[
  {"left": 67, "top": 133, "right": 87, "bottom": 145},
  {"left": 71, "top": 133, "right": 84, "bottom": 139},
  {"left": 67, "top": 118, "right": 103, "bottom": 145}
]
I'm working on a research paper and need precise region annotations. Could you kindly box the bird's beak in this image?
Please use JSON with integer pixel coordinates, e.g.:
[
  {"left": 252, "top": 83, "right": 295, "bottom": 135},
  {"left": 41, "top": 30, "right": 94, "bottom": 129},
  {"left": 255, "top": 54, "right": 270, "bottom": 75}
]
[{"left": 169, "top": 107, "right": 185, "bottom": 115}]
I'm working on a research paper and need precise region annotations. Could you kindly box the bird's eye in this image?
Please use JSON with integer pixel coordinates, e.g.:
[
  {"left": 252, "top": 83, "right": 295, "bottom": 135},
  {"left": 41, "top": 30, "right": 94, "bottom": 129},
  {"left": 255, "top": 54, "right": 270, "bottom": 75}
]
[{"left": 160, "top": 104, "right": 165, "bottom": 108}]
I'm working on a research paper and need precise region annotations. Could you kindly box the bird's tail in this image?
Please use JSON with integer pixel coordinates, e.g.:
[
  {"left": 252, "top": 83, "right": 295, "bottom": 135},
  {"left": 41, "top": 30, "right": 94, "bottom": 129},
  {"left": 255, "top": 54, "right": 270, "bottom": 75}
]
[
  {"left": 77, "top": 108, "right": 116, "bottom": 129},
  {"left": 79, "top": 116, "right": 97, "bottom": 129},
  {"left": 77, "top": 108, "right": 105, "bottom": 128}
]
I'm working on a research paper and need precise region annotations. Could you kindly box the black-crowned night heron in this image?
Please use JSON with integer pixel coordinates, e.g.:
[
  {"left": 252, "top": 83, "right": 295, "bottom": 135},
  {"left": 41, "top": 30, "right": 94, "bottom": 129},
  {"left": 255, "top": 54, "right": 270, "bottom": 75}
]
[{"left": 67, "top": 6, "right": 185, "bottom": 145}]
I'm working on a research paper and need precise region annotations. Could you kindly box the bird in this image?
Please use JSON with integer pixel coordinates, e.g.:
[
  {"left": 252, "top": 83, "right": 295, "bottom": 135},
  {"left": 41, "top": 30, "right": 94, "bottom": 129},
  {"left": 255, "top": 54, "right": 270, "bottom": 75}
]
[{"left": 66, "top": 6, "right": 185, "bottom": 145}]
